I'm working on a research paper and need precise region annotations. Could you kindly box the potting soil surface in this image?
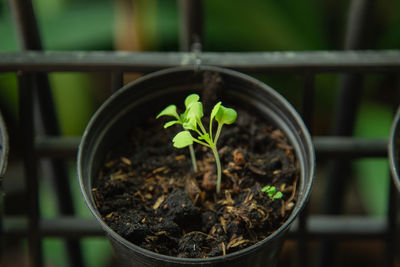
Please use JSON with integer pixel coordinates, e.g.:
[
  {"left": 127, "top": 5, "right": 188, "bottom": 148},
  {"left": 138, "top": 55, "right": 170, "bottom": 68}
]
[{"left": 93, "top": 109, "right": 299, "bottom": 258}]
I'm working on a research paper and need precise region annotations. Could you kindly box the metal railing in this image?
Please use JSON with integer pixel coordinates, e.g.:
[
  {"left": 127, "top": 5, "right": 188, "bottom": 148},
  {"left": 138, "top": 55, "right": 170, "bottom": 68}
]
[{"left": 1, "top": 0, "right": 399, "bottom": 266}]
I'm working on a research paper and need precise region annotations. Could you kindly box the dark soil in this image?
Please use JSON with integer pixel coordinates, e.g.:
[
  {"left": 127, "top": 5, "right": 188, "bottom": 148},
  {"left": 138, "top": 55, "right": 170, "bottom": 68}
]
[{"left": 93, "top": 109, "right": 299, "bottom": 258}]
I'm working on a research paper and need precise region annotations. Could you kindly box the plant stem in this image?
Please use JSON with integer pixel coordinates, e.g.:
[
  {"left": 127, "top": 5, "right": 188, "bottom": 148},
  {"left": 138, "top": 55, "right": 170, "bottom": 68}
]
[
  {"left": 188, "top": 144, "right": 198, "bottom": 172},
  {"left": 214, "top": 123, "right": 223, "bottom": 144},
  {"left": 209, "top": 117, "right": 214, "bottom": 141},
  {"left": 193, "top": 138, "right": 210, "bottom": 147},
  {"left": 211, "top": 145, "right": 222, "bottom": 194},
  {"left": 197, "top": 119, "right": 208, "bottom": 136}
]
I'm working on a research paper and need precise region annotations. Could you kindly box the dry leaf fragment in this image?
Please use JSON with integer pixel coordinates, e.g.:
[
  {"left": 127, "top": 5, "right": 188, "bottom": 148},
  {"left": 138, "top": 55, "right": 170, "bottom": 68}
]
[
  {"left": 185, "top": 177, "right": 201, "bottom": 202},
  {"left": 257, "top": 208, "right": 265, "bottom": 216},
  {"left": 286, "top": 202, "right": 295, "bottom": 210},
  {"left": 155, "top": 231, "right": 167, "bottom": 236},
  {"left": 221, "top": 242, "right": 226, "bottom": 256},
  {"left": 105, "top": 212, "right": 114, "bottom": 219},
  {"left": 247, "top": 164, "right": 266, "bottom": 176},
  {"left": 135, "top": 191, "right": 146, "bottom": 202},
  {"left": 230, "top": 239, "right": 249, "bottom": 248},
  {"left": 272, "top": 170, "right": 281, "bottom": 175},
  {"left": 105, "top": 160, "right": 115, "bottom": 168},
  {"left": 225, "top": 190, "right": 234, "bottom": 205},
  {"left": 153, "top": 195, "right": 166, "bottom": 210},
  {"left": 223, "top": 169, "right": 239, "bottom": 181},
  {"left": 220, "top": 216, "right": 227, "bottom": 233},
  {"left": 280, "top": 200, "right": 286, "bottom": 217},
  {"left": 152, "top": 166, "right": 168, "bottom": 174},
  {"left": 110, "top": 170, "right": 127, "bottom": 181},
  {"left": 218, "top": 191, "right": 235, "bottom": 206},
  {"left": 227, "top": 235, "right": 242, "bottom": 249},
  {"left": 175, "top": 154, "right": 186, "bottom": 161},
  {"left": 121, "top": 157, "right": 132, "bottom": 165}
]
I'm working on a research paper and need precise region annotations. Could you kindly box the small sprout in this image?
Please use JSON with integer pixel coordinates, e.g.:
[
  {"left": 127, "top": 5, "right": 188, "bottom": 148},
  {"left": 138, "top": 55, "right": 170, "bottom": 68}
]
[
  {"left": 261, "top": 186, "right": 283, "bottom": 200},
  {"left": 158, "top": 93, "right": 237, "bottom": 194}
]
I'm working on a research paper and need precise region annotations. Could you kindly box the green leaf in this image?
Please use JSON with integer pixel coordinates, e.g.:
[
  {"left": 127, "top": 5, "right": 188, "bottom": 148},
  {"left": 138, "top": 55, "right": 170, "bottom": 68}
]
[
  {"left": 173, "top": 131, "right": 194, "bottom": 148},
  {"left": 187, "top": 102, "right": 204, "bottom": 120},
  {"left": 180, "top": 113, "right": 187, "bottom": 122},
  {"left": 182, "top": 117, "right": 197, "bottom": 131},
  {"left": 163, "top": 120, "right": 180, "bottom": 128},
  {"left": 274, "top": 192, "right": 283, "bottom": 199},
  {"left": 184, "top": 94, "right": 200, "bottom": 109},
  {"left": 210, "top": 102, "right": 222, "bottom": 121},
  {"left": 198, "top": 133, "right": 211, "bottom": 143},
  {"left": 215, "top": 105, "right": 237, "bottom": 125},
  {"left": 262, "top": 186, "right": 283, "bottom": 200},
  {"left": 156, "top": 105, "right": 179, "bottom": 120},
  {"left": 262, "top": 185, "right": 272, "bottom": 193}
]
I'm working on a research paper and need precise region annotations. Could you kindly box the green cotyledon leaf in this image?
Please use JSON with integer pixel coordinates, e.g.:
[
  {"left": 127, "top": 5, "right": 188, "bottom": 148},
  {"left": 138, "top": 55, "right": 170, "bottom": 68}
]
[
  {"left": 215, "top": 105, "right": 237, "bottom": 125},
  {"left": 184, "top": 94, "right": 200, "bottom": 109},
  {"left": 156, "top": 104, "right": 179, "bottom": 120},
  {"left": 210, "top": 101, "right": 222, "bottom": 121},
  {"left": 187, "top": 101, "right": 204, "bottom": 121},
  {"left": 163, "top": 120, "right": 180, "bottom": 128},
  {"left": 172, "top": 131, "right": 194, "bottom": 148},
  {"left": 182, "top": 117, "right": 197, "bottom": 131}
]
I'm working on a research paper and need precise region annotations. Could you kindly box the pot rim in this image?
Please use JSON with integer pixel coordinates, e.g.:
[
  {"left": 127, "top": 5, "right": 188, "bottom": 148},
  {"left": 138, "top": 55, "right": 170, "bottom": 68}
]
[
  {"left": 0, "top": 110, "right": 8, "bottom": 178},
  {"left": 78, "top": 65, "right": 315, "bottom": 263},
  {"left": 389, "top": 107, "right": 400, "bottom": 192}
]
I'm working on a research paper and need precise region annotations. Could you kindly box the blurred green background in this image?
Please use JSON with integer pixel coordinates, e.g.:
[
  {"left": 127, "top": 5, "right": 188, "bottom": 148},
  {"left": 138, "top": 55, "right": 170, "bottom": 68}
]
[{"left": 0, "top": 0, "right": 399, "bottom": 266}]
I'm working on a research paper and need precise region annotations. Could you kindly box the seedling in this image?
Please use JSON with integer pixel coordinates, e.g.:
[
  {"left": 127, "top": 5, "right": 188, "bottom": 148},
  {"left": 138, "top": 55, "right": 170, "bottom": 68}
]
[
  {"left": 157, "top": 94, "right": 237, "bottom": 194},
  {"left": 261, "top": 186, "right": 283, "bottom": 200},
  {"left": 156, "top": 96, "right": 199, "bottom": 172}
]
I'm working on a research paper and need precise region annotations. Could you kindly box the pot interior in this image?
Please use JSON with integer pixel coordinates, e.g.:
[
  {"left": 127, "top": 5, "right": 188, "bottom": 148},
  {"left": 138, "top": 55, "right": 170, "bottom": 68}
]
[{"left": 78, "top": 65, "right": 315, "bottom": 262}]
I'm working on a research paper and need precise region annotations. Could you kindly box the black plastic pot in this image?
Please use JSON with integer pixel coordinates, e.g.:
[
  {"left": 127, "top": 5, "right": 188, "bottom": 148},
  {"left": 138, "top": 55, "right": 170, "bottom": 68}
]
[
  {"left": 0, "top": 109, "right": 8, "bottom": 258},
  {"left": 78, "top": 66, "right": 315, "bottom": 267},
  {"left": 0, "top": 110, "right": 8, "bottom": 179},
  {"left": 389, "top": 107, "right": 400, "bottom": 192}
]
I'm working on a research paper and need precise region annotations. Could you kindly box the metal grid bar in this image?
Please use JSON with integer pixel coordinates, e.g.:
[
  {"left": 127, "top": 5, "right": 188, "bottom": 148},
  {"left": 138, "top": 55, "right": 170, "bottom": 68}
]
[
  {"left": 8, "top": 0, "right": 84, "bottom": 265},
  {"left": 297, "top": 72, "right": 315, "bottom": 267},
  {"left": 1, "top": 50, "right": 400, "bottom": 73},
  {"left": 319, "top": 0, "right": 373, "bottom": 265},
  {"left": 9, "top": 0, "right": 47, "bottom": 264},
  {"left": 17, "top": 72, "right": 42, "bottom": 267},
  {"left": 178, "top": 0, "right": 203, "bottom": 51}
]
